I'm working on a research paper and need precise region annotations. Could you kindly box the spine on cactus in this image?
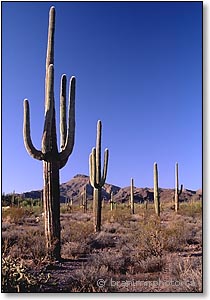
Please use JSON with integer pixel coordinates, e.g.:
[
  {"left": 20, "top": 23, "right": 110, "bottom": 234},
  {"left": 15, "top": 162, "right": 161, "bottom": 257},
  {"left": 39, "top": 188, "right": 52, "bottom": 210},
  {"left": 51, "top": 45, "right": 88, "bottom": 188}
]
[
  {"left": 23, "top": 6, "right": 76, "bottom": 260},
  {"left": 89, "top": 120, "right": 109, "bottom": 232},
  {"left": 175, "top": 162, "right": 183, "bottom": 212},
  {"left": 154, "top": 162, "right": 160, "bottom": 216},
  {"left": 130, "top": 178, "right": 134, "bottom": 214}
]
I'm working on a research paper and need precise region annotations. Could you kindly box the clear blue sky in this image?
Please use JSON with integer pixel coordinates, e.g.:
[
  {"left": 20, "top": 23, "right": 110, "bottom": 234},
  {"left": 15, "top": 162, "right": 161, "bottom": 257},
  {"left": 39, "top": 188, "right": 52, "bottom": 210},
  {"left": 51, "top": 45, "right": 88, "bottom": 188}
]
[{"left": 2, "top": 1, "right": 202, "bottom": 194}]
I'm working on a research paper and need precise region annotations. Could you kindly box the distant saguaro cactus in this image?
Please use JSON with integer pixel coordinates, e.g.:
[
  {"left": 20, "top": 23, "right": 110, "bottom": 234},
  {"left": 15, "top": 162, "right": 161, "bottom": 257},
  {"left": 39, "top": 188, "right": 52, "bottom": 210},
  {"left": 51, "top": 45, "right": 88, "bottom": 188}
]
[
  {"left": 23, "top": 7, "right": 76, "bottom": 260},
  {"left": 175, "top": 162, "right": 183, "bottom": 212},
  {"left": 11, "top": 191, "right": 15, "bottom": 207},
  {"left": 130, "top": 178, "right": 134, "bottom": 214},
  {"left": 89, "top": 120, "right": 109, "bottom": 232},
  {"left": 81, "top": 185, "right": 88, "bottom": 213},
  {"left": 110, "top": 191, "right": 114, "bottom": 211},
  {"left": 154, "top": 162, "right": 160, "bottom": 216},
  {"left": 144, "top": 199, "right": 148, "bottom": 210}
]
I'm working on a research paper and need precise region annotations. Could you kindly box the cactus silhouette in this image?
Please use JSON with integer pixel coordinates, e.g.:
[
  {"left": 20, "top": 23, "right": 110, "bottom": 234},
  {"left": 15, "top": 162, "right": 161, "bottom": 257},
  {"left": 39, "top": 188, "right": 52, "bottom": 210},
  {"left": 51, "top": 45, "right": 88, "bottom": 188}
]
[
  {"left": 23, "top": 7, "right": 75, "bottom": 260},
  {"left": 175, "top": 162, "right": 183, "bottom": 212},
  {"left": 89, "top": 120, "right": 109, "bottom": 232},
  {"left": 154, "top": 162, "right": 160, "bottom": 216}
]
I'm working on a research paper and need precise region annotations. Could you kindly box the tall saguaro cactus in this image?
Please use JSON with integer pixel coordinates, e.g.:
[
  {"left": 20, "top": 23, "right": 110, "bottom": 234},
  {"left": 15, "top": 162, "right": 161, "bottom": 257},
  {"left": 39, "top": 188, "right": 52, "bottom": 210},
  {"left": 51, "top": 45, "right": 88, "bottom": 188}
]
[
  {"left": 153, "top": 162, "right": 160, "bottom": 216},
  {"left": 23, "top": 7, "right": 76, "bottom": 260},
  {"left": 89, "top": 120, "right": 109, "bottom": 232},
  {"left": 130, "top": 178, "right": 134, "bottom": 214},
  {"left": 175, "top": 162, "right": 183, "bottom": 212}
]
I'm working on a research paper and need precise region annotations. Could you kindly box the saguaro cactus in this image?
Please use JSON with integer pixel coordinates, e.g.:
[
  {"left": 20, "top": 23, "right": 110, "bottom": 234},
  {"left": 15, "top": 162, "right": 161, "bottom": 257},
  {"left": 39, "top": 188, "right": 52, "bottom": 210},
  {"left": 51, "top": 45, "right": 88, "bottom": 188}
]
[
  {"left": 175, "top": 162, "right": 183, "bottom": 212},
  {"left": 153, "top": 162, "right": 160, "bottom": 216},
  {"left": 81, "top": 185, "right": 88, "bottom": 213},
  {"left": 110, "top": 191, "right": 114, "bottom": 211},
  {"left": 23, "top": 7, "right": 75, "bottom": 260},
  {"left": 11, "top": 191, "right": 15, "bottom": 207},
  {"left": 130, "top": 178, "right": 134, "bottom": 214},
  {"left": 89, "top": 120, "right": 109, "bottom": 232}
]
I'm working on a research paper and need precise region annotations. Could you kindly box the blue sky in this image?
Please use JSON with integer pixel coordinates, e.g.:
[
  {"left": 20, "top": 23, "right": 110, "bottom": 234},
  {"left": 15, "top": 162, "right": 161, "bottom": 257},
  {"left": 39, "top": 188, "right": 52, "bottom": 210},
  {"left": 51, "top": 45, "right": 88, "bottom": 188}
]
[{"left": 2, "top": 1, "right": 202, "bottom": 194}]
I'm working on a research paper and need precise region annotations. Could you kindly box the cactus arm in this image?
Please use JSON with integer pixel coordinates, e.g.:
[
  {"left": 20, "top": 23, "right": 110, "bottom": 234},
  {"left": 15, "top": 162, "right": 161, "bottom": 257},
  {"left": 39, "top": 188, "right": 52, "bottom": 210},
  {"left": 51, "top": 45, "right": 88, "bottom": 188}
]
[
  {"left": 90, "top": 148, "right": 101, "bottom": 189},
  {"left": 89, "top": 150, "right": 94, "bottom": 187},
  {"left": 60, "top": 74, "right": 67, "bottom": 150},
  {"left": 100, "top": 148, "right": 109, "bottom": 186},
  {"left": 59, "top": 76, "right": 75, "bottom": 162},
  {"left": 41, "top": 64, "right": 54, "bottom": 154},
  {"left": 23, "top": 99, "right": 44, "bottom": 160}
]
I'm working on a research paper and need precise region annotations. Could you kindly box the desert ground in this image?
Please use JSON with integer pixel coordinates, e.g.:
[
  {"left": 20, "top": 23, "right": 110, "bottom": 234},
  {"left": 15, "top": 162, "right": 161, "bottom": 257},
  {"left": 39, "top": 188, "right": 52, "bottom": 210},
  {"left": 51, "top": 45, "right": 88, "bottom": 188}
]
[{"left": 2, "top": 195, "right": 202, "bottom": 293}]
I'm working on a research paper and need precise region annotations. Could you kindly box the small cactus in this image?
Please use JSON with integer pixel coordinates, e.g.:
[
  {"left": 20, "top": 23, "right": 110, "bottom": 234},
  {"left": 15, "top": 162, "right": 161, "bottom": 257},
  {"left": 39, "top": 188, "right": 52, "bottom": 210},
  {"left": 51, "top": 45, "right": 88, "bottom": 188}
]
[
  {"left": 175, "top": 162, "right": 183, "bottom": 212},
  {"left": 89, "top": 120, "right": 109, "bottom": 232},
  {"left": 153, "top": 162, "right": 160, "bottom": 216}
]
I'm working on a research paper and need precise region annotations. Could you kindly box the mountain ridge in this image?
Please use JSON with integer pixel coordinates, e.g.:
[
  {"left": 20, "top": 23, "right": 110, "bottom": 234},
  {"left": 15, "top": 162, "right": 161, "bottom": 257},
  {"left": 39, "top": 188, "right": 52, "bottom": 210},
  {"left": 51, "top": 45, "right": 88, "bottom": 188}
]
[{"left": 21, "top": 174, "right": 202, "bottom": 204}]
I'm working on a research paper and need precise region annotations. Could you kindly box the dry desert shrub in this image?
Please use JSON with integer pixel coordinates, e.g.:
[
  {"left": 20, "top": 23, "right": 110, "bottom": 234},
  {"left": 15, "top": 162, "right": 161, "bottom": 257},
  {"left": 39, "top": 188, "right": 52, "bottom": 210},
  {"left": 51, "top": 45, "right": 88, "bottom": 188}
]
[
  {"left": 170, "top": 256, "right": 202, "bottom": 292},
  {"left": 161, "top": 220, "right": 196, "bottom": 252},
  {"left": 87, "top": 231, "right": 119, "bottom": 251},
  {"left": 61, "top": 220, "right": 93, "bottom": 244},
  {"left": 2, "top": 225, "right": 45, "bottom": 262},
  {"left": 68, "top": 265, "right": 115, "bottom": 292},
  {"left": 61, "top": 218, "right": 94, "bottom": 258},
  {"left": 102, "top": 205, "right": 133, "bottom": 226},
  {"left": 2, "top": 207, "right": 30, "bottom": 224},
  {"left": 178, "top": 201, "right": 202, "bottom": 218}
]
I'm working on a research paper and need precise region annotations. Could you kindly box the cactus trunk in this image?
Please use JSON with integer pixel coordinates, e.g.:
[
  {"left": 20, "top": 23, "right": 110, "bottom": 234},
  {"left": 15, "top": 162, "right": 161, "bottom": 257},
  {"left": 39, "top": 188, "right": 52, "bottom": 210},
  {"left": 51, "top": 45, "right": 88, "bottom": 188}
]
[
  {"left": 43, "top": 161, "right": 60, "bottom": 259},
  {"left": 23, "top": 7, "right": 75, "bottom": 260},
  {"left": 93, "top": 188, "right": 102, "bottom": 232},
  {"left": 130, "top": 178, "right": 134, "bottom": 214},
  {"left": 154, "top": 162, "right": 160, "bottom": 216},
  {"left": 110, "top": 192, "right": 114, "bottom": 211}
]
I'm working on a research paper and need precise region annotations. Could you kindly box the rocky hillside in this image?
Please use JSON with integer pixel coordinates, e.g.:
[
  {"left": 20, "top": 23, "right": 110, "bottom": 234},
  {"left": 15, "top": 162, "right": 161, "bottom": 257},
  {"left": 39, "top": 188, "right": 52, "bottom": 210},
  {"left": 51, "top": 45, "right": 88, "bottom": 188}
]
[
  {"left": 59, "top": 174, "right": 121, "bottom": 202},
  {"left": 22, "top": 174, "right": 202, "bottom": 204}
]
